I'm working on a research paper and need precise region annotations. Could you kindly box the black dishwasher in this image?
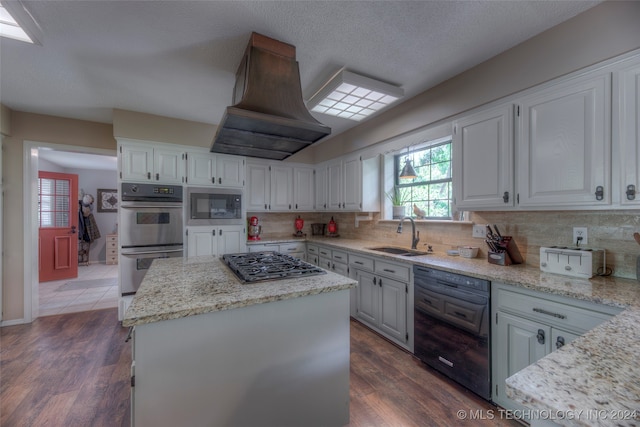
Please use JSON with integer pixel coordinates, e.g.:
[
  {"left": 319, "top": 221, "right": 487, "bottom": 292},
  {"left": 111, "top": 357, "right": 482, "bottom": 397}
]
[{"left": 413, "top": 265, "right": 491, "bottom": 400}]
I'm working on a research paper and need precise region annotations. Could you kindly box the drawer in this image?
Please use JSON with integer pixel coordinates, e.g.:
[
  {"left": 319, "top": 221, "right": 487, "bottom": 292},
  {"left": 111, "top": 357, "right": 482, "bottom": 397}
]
[
  {"left": 374, "top": 260, "right": 410, "bottom": 282},
  {"left": 280, "top": 242, "right": 305, "bottom": 254},
  {"left": 307, "top": 244, "right": 319, "bottom": 255},
  {"left": 331, "top": 250, "right": 348, "bottom": 263},
  {"left": 496, "top": 287, "right": 614, "bottom": 333},
  {"left": 349, "top": 254, "right": 374, "bottom": 271},
  {"left": 106, "top": 256, "right": 118, "bottom": 265},
  {"left": 318, "top": 247, "right": 331, "bottom": 258},
  {"left": 106, "top": 241, "right": 118, "bottom": 249}
]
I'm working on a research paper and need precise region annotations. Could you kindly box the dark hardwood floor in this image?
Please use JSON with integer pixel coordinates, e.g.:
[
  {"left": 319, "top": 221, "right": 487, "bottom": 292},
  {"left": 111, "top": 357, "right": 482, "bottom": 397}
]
[{"left": 1, "top": 309, "right": 518, "bottom": 426}]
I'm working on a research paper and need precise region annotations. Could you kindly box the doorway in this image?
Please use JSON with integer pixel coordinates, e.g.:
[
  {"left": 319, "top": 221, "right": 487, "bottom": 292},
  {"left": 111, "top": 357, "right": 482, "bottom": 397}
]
[{"left": 23, "top": 141, "right": 117, "bottom": 322}]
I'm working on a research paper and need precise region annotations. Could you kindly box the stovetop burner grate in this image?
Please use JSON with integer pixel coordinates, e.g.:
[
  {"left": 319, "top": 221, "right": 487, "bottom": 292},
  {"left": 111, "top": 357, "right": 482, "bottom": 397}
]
[{"left": 222, "top": 251, "right": 326, "bottom": 283}]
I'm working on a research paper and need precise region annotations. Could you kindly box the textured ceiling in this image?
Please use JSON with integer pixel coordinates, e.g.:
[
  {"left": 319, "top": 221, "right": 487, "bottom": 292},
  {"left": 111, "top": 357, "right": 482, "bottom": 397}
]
[{"left": 1, "top": 0, "right": 600, "bottom": 142}]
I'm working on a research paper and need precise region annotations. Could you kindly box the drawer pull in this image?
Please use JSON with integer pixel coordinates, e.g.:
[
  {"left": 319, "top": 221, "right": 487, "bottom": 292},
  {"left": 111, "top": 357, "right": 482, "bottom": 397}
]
[
  {"left": 334, "top": 255, "right": 343, "bottom": 260},
  {"left": 453, "top": 311, "right": 467, "bottom": 319},
  {"left": 354, "top": 261, "right": 364, "bottom": 265},
  {"left": 383, "top": 268, "right": 396, "bottom": 273},
  {"left": 532, "top": 308, "right": 566, "bottom": 319}
]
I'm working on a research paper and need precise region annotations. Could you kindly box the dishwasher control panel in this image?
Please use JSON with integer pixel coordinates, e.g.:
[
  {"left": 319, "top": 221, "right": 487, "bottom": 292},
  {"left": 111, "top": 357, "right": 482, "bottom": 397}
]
[{"left": 539, "top": 246, "right": 604, "bottom": 279}]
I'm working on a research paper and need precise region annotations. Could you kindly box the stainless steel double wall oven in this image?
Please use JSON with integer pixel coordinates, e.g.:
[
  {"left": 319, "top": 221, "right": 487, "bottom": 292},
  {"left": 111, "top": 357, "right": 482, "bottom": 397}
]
[{"left": 119, "top": 183, "right": 183, "bottom": 295}]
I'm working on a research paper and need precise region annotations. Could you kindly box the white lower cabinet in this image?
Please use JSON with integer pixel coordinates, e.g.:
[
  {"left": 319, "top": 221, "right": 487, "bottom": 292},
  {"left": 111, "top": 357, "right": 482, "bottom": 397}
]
[
  {"left": 491, "top": 282, "right": 622, "bottom": 413},
  {"left": 350, "top": 253, "right": 409, "bottom": 349},
  {"left": 186, "top": 226, "right": 245, "bottom": 258},
  {"left": 249, "top": 241, "right": 306, "bottom": 261},
  {"left": 316, "top": 245, "right": 348, "bottom": 276}
]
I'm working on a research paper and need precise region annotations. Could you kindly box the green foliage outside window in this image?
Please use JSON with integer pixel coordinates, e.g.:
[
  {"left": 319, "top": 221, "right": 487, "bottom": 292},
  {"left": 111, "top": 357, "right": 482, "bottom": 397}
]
[{"left": 394, "top": 140, "right": 452, "bottom": 219}]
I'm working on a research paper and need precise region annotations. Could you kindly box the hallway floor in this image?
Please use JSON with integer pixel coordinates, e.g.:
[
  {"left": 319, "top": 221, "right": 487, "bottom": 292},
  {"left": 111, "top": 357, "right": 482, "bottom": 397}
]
[{"left": 39, "top": 263, "right": 118, "bottom": 316}]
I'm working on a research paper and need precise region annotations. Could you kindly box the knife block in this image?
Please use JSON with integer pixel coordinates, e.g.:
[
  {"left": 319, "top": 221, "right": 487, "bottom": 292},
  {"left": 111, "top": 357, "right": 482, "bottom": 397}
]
[{"left": 487, "top": 236, "right": 523, "bottom": 266}]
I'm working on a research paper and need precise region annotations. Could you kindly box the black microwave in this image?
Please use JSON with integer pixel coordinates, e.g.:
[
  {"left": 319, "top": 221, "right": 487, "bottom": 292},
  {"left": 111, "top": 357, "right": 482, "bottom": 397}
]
[{"left": 186, "top": 187, "right": 243, "bottom": 225}]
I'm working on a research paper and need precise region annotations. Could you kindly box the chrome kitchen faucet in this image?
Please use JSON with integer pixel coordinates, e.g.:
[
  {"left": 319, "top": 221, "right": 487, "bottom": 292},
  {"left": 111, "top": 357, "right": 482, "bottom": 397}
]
[{"left": 397, "top": 216, "right": 420, "bottom": 249}]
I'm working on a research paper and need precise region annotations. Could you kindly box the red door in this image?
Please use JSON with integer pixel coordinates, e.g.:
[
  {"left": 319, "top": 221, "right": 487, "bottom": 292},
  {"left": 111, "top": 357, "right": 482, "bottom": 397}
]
[{"left": 38, "top": 171, "right": 79, "bottom": 282}]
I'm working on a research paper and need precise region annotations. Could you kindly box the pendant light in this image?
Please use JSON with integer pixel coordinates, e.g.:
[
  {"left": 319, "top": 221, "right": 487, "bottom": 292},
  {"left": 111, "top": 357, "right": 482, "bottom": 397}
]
[{"left": 399, "top": 149, "right": 417, "bottom": 179}]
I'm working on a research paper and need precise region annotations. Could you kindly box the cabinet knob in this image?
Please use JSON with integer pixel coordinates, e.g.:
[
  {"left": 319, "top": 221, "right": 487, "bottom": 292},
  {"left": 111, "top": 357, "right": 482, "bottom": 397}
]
[
  {"left": 556, "top": 336, "right": 565, "bottom": 349},
  {"left": 503, "top": 191, "right": 509, "bottom": 203},
  {"left": 536, "top": 329, "right": 545, "bottom": 345}
]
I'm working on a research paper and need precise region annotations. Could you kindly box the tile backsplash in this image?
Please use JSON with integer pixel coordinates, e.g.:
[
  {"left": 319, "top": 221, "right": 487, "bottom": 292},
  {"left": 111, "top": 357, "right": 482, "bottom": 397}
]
[{"left": 248, "top": 210, "right": 640, "bottom": 280}]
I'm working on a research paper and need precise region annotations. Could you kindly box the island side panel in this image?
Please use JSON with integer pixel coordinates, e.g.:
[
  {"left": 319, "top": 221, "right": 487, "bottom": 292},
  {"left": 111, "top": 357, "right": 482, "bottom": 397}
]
[{"left": 132, "top": 289, "right": 351, "bottom": 427}]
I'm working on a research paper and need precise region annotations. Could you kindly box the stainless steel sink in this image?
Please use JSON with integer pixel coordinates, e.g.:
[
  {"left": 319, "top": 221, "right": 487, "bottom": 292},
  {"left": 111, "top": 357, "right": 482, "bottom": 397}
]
[{"left": 368, "top": 247, "right": 430, "bottom": 257}]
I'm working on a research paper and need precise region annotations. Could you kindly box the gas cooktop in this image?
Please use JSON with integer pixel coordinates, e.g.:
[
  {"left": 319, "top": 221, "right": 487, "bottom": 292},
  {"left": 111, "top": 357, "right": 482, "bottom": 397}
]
[{"left": 222, "top": 251, "right": 326, "bottom": 283}]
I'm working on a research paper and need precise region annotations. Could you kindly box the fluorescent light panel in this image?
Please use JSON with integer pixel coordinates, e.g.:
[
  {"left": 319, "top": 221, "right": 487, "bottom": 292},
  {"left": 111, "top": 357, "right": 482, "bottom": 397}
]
[
  {"left": 0, "top": 1, "right": 41, "bottom": 44},
  {"left": 308, "top": 70, "right": 404, "bottom": 121}
]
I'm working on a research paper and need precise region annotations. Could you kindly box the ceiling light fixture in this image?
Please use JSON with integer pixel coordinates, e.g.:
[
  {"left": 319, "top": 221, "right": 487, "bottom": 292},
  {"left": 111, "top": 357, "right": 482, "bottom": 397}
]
[
  {"left": 0, "top": 0, "right": 42, "bottom": 44},
  {"left": 307, "top": 69, "right": 404, "bottom": 122}
]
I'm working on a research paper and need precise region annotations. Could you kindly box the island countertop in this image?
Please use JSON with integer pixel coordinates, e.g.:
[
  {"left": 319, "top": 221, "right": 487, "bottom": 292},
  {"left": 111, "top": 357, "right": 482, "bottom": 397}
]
[{"left": 122, "top": 256, "right": 357, "bottom": 327}]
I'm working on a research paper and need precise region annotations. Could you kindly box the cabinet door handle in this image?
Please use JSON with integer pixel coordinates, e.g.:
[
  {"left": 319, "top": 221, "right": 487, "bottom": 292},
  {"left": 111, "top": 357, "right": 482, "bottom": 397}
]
[
  {"left": 212, "top": 177, "right": 215, "bottom": 184},
  {"left": 373, "top": 277, "right": 377, "bottom": 285},
  {"left": 147, "top": 172, "right": 151, "bottom": 180},
  {"left": 213, "top": 229, "right": 216, "bottom": 236},
  {"left": 379, "top": 278, "right": 382, "bottom": 287},
  {"left": 556, "top": 336, "right": 565, "bottom": 349},
  {"left": 595, "top": 185, "right": 604, "bottom": 201},
  {"left": 532, "top": 308, "right": 566, "bottom": 319},
  {"left": 264, "top": 204, "right": 267, "bottom": 209},
  {"left": 219, "top": 229, "right": 223, "bottom": 235},
  {"left": 503, "top": 191, "right": 509, "bottom": 203},
  {"left": 155, "top": 173, "right": 159, "bottom": 181},
  {"left": 219, "top": 177, "right": 222, "bottom": 184},
  {"left": 536, "top": 329, "right": 545, "bottom": 345},
  {"left": 626, "top": 184, "right": 636, "bottom": 200}
]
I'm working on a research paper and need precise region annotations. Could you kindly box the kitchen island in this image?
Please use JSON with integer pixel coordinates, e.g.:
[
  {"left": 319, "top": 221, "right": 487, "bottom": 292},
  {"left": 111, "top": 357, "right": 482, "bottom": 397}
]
[{"left": 123, "top": 256, "right": 357, "bottom": 427}]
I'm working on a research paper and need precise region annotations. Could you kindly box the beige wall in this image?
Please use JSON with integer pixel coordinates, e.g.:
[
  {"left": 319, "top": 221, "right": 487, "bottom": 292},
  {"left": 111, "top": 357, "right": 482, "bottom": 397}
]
[
  {"left": 2, "top": 111, "right": 115, "bottom": 321},
  {"left": 305, "top": 1, "right": 640, "bottom": 163},
  {"left": 0, "top": 104, "right": 11, "bottom": 136},
  {"left": 113, "top": 109, "right": 216, "bottom": 148}
]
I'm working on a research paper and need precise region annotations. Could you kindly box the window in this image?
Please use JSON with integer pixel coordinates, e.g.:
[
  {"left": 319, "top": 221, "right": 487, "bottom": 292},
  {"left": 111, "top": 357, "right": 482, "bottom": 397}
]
[
  {"left": 38, "top": 177, "right": 70, "bottom": 227},
  {"left": 394, "top": 140, "right": 452, "bottom": 219}
]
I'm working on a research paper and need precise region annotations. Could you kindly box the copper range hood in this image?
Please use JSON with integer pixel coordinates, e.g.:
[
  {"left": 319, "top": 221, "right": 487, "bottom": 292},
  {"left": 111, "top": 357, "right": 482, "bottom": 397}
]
[{"left": 211, "top": 33, "right": 331, "bottom": 161}]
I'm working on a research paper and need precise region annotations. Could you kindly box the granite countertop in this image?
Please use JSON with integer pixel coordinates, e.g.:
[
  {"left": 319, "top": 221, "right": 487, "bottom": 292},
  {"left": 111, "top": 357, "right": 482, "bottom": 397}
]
[
  {"left": 122, "top": 256, "right": 356, "bottom": 327},
  {"left": 255, "top": 237, "right": 640, "bottom": 425}
]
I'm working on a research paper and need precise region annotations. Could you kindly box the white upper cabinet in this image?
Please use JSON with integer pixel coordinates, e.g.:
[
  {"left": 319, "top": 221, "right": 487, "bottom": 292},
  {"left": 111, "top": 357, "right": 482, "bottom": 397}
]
[
  {"left": 246, "top": 160, "right": 315, "bottom": 212},
  {"left": 314, "top": 166, "right": 328, "bottom": 211},
  {"left": 326, "top": 160, "right": 343, "bottom": 210},
  {"left": 186, "top": 152, "right": 245, "bottom": 188},
  {"left": 269, "top": 164, "right": 294, "bottom": 211},
  {"left": 120, "top": 141, "right": 185, "bottom": 184},
  {"left": 246, "top": 161, "right": 271, "bottom": 211},
  {"left": 321, "top": 155, "right": 380, "bottom": 212},
  {"left": 293, "top": 166, "right": 315, "bottom": 211},
  {"left": 453, "top": 103, "right": 515, "bottom": 209},
  {"left": 615, "top": 58, "right": 640, "bottom": 206},
  {"left": 517, "top": 72, "right": 611, "bottom": 207}
]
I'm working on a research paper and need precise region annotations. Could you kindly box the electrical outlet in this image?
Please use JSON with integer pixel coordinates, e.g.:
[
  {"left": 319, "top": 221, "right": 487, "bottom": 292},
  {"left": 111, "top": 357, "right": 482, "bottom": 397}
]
[
  {"left": 573, "top": 227, "right": 588, "bottom": 246},
  {"left": 472, "top": 225, "right": 486, "bottom": 238}
]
